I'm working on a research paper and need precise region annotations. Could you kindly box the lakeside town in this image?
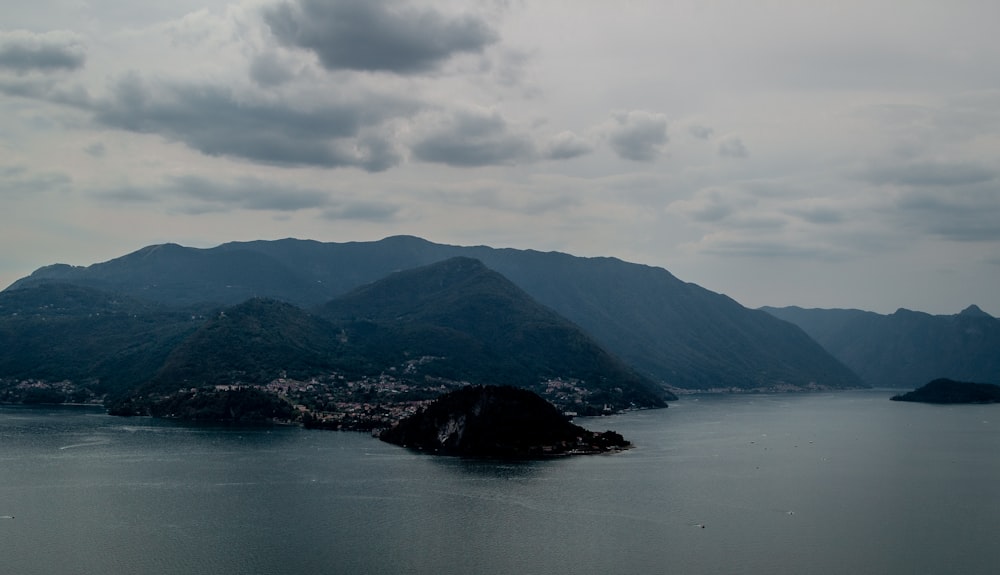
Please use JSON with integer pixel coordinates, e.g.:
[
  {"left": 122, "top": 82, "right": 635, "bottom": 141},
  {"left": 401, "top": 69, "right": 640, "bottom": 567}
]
[{"left": 0, "top": 369, "right": 607, "bottom": 431}]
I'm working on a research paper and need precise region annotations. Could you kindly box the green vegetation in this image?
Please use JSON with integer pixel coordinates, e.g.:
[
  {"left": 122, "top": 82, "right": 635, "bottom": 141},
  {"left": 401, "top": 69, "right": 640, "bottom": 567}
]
[
  {"left": 0, "top": 283, "right": 201, "bottom": 400},
  {"left": 110, "top": 386, "right": 295, "bottom": 422},
  {"left": 146, "top": 298, "right": 359, "bottom": 394}
]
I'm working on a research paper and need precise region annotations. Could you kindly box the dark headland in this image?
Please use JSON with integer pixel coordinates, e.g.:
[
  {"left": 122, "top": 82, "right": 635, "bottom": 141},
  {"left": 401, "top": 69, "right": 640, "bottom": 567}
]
[
  {"left": 378, "top": 385, "right": 631, "bottom": 458},
  {"left": 890, "top": 378, "right": 1000, "bottom": 404}
]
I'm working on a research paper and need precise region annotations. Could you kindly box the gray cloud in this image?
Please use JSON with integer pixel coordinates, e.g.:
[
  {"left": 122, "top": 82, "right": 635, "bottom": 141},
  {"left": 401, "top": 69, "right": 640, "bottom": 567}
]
[
  {"left": 490, "top": 48, "right": 532, "bottom": 87},
  {"left": 700, "top": 239, "right": 849, "bottom": 261},
  {"left": 0, "top": 31, "right": 84, "bottom": 75},
  {"left": 689, "top": 203, "right": 735, "bottom": 223},
  {"left": 83, "top": 142, "right": 106, "bottom": 158},
  {"left": 786, "top": 206, "right": 845, "bottom": 225},
  {"left": 0, "top": 75, "right": 90, "bottom": 107},
  {"left": 249, "top": 52, "right": 297, "bottom": 87},
  {"left": 859, "top": 160, "right": 996, "bottom": 187},
  {"left": 97, "top": 174, "right": 401, "bottom": 222},
  {"left": 429, "top": 185, "right": 581, "bottom": 215},
  {"left": 91, "top": 73, "right": 411, "bottom": 171},
  {"left": 411, "top": 110, "right": 535, "bottom": 167},
  {"left": 98, "top": 175, "right": 332, "bottom": 213},
  {"left": 100, "top": 188, "right": 157, "bottom": 204},
  {"left": 263, "top": 0, "right": 497, "bottom": 74},
  {"left": 666, "top": 187, "right": 757, "bottom": 223},
  {"left": 893, "top": 184, "right": 1000, "bottom": 242},
  {"left": 321, "top": 201, "right": 399, "bottom": 222},
  {"left": 688, "top": 124, "right": 714, "bottom": 139},
  {"left": 0, "top": 164, "right": 72, "bottom": 196},
  {"left": 543, "top": 131, "right": 592, "bottom": 160},
  {"left": 606, "top": 110, "right": 668, "bottom": 162},
  {"left": 174, "top": 175, "right": 330, "bottom": 212},
  {"left": 718, "top": 135, "right": 748, "bottom": 158}
]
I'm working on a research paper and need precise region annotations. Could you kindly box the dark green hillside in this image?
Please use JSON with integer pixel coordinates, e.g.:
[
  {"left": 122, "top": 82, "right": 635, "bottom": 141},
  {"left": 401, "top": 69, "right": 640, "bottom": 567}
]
[
  {"left": 762, "top": 306, "right": 1000, "bottom": 387},
  {"left": 0, "top": 283, "right": 201, "bottom": 400},
  {"left": 0, "top": 281, "right": 157, "bottom": 317},
  {"left": 0, "top": 266, "right": 668, "bottom": 419},
  {"left": 146, "top": 298, "right": 352, "bottom": 393},
  {"left": 319, "top": 257, "right": 671, "bottom": 411}
]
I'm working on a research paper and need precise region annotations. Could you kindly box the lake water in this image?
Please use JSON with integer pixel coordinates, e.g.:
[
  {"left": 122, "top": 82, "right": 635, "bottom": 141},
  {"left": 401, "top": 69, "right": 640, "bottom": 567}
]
[{"left": 2, "top": 390, "right": 998, "bottom": 575}]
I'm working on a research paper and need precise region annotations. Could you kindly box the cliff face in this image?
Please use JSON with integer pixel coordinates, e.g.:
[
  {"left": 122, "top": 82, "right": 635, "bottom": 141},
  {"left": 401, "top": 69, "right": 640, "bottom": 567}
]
[{"left": 378, "top": 385, "right": 630, "bottom": 458}]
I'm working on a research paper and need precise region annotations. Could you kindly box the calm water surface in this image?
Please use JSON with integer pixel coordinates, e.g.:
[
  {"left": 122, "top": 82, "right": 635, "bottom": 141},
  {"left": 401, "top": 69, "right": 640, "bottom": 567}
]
[{"left": 2, "top": 391, "right": 998, "bottom": 574}]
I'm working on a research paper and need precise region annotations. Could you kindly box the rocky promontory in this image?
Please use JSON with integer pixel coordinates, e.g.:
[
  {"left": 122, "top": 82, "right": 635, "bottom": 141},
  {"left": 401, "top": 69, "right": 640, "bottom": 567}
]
[
  {"left": 890, "top": 378, "right": 1000, "bottom": 404},
  {"left": 378, "top": 385, "right": 631, "bottom": 458}
]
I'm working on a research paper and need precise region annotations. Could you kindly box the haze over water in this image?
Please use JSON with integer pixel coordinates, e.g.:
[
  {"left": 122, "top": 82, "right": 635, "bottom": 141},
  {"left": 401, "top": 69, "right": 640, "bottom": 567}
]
[{"left": 2, "top": 390, "right": 998, "bottom": 575}]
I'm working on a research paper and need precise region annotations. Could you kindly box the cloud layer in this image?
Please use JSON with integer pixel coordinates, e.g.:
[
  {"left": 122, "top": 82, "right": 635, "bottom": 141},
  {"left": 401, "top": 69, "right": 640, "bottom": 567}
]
[
  {"left": 606, "top": 111, "right": 668, "bottom": 162},
  {"left": 263, "top": 0, "right": 497, "bottom": 74},
  {"left": 2, "top": 0, "right": 999, "bottom": 316},
  {"left": 0, "top": 30, "right": 84, "bottom": 74}
]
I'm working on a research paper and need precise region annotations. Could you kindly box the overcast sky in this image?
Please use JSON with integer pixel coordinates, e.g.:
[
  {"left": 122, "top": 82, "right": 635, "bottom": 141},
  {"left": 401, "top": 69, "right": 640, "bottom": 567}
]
[{"left": 3, "top": 0, "right": 999, "bottom": 315}]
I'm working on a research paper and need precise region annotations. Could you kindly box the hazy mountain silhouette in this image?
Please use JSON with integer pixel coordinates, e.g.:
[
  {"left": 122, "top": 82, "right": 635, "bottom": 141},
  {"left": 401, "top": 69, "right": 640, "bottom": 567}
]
[{"left": 762, "top": 305, "right": 1000, "bottom": 387}]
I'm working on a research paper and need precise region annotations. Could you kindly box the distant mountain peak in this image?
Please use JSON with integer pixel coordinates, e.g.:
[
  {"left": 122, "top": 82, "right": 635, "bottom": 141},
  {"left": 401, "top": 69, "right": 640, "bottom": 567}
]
[
  {"left": 958, "top": 304, "right": 992, "bottom": 318},
  {"left": 763, "top": 305, "right": 1000, "bottom": 388}
]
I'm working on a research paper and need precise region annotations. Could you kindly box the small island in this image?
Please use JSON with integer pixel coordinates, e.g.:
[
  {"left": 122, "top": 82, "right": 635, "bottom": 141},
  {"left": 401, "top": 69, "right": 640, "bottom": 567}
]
[
  {"left": 890, "top": 378, "right": 1000, "bottom": 404},
  {"left": 378, "top": 385, "right": 631, "bottom": 458}
]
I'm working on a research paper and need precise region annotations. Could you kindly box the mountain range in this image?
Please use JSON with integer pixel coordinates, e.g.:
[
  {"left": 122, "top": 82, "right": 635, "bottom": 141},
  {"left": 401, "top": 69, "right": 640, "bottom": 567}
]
[
  {"left": 1, "top": 254, "right": 671, "bottom": 419},
  {"left": 8, "top": 235, "right": 864, "bottom": 393},
  {"left": 761, "top": 305, "right": 1000, "bottom": 388}
]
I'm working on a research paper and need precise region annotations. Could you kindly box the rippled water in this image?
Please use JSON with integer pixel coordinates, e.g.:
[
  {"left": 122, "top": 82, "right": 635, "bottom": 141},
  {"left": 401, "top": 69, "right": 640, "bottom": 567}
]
[{"left": 2, "top": 391, "right": 998, "bottom": 574}]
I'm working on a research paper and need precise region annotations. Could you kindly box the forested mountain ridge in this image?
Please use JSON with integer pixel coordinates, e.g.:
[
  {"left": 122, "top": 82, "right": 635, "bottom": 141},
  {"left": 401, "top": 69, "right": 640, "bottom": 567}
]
[
  {"left": 6, "top": 236, "right": 864, "bottom": 392},
  {"left": 761, "top": 305, "right": 1000, "bottom": 387},
  {"left": 0, "top": 283, "right": 202, "bottom": 401},
  {"left": 2, "top": 258, "right": 670, "bottom": 421},
  {"left": 318, "top": 257, "right": 670, "bottom": 410}
]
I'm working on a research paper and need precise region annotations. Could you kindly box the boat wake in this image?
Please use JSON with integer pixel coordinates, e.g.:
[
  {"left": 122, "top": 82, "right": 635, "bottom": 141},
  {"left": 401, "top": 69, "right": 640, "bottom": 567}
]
[{"left": 58, "top": 440, "right": 111, "bottom": 450}]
